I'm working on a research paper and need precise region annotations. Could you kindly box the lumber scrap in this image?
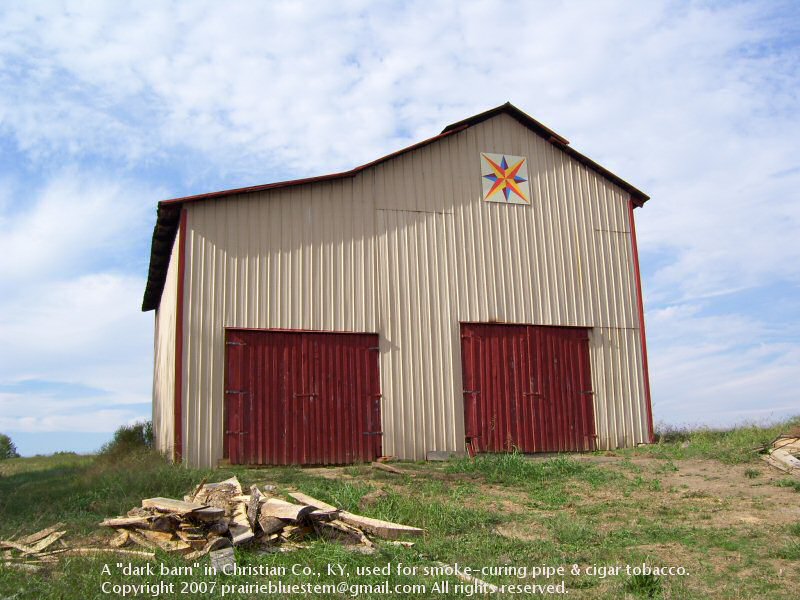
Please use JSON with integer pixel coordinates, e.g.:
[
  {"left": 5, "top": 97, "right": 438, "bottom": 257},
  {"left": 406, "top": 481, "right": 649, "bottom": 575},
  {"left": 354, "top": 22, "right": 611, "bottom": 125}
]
[
  {"left": 287, "top": 492, "right": 337, "bottom": 513},
  {"left": 30, "top": 531, "right": 66, "bottom": 553},
  {"left": 772, "top": 448, "right": 800, "bottom": 471},
  {"left": 372, "top": 461, "right": 405, "bottom": 475},
  {"left": 317, "top": 519, "right": 374, "bottom": 549},
  {"left": 19, "top": 523, "right": 65, "bottom": 545},
  {"left": 258, "top": 513, "right": 286, "bottom": 536},
  {"left": 761, "top": 454, "right": 795, "bottom": 475},
  {"left": 127, "top": 531, "right": 158, "bottom": 550},
  {"left": 338, "top": 512, "right": 424, "bottom": 540},
  {"left": 63, "top": 548, "right": 155, "bottom": 559},
  {"left": 261, "top": 498, "right": 313, "bottom": 521},
  {"left": 0, "top": 540, "right": 39, "bottom": 555},
  {"left": 141, "top": 497, "right": 207, "bottom": 515},
  {"left": 190, "top": 507, "right": 226, "bottom": 522},
  {"left": 99, "top": 516, "right": 152, "bottom": 528}
]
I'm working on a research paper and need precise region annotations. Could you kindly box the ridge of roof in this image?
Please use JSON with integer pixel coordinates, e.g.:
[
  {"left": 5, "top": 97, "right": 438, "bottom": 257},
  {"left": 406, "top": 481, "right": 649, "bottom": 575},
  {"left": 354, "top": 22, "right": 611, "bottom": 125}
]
[{"left": 142, "top": 103, "right": 649, "bottom": 311}]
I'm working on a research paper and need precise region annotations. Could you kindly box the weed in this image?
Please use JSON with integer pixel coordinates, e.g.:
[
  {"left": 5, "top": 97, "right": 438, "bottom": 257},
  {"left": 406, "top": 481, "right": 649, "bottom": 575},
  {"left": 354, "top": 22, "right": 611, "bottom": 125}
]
[
  {"left": 774, "top": 478, "right": 800, "bottom": 492},
  {"left": 97, "top": 421, "right": 153, "bottom": 459},
  {"left": 743, "top": 468, "right": 760, "bottom": 479},
  {"left": 624, "top": 572, "right": 662, "bottom": 597}
]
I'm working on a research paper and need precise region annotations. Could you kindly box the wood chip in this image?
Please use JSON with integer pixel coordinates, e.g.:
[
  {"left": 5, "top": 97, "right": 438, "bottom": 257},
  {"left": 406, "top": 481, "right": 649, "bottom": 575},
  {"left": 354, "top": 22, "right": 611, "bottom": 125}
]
[
  {"left": 63, "top": 548, "right": 155, "bottom": 559},
  {"left": 339, "top": 512, "right": 424, "bottom": 540}
]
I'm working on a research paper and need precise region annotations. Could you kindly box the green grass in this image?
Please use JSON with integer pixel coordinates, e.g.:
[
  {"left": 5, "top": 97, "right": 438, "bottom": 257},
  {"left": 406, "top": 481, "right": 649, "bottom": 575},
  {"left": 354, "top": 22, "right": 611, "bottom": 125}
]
[
  {"left": 2, "top": 418, "right": 799, "bottom": 599},
  {"left": 774, "top": 478, "right": 800, "bottom": 492},
  {"left": 619, "top": 416, "right": 800, "bottom": 464}
]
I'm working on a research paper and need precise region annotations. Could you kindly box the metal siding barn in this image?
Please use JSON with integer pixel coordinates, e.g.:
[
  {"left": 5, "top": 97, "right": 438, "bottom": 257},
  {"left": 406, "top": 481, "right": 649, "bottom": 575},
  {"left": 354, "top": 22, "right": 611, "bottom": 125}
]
[{"left": 143, "top": 103, "right": 654, "bottom": 468}]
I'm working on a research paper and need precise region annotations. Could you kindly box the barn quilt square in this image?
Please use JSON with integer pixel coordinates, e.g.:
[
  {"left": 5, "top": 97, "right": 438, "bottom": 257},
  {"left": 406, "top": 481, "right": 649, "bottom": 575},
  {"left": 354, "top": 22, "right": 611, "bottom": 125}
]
[{"left": 480, "top": 152, "right": 531, "bottom": 205}]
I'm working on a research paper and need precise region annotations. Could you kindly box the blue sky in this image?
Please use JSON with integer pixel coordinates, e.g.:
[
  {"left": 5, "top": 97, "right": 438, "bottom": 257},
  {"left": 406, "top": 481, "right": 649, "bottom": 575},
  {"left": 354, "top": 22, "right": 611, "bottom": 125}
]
[{"left": 1, "top": 1, "right": 798, "bottom": 456}]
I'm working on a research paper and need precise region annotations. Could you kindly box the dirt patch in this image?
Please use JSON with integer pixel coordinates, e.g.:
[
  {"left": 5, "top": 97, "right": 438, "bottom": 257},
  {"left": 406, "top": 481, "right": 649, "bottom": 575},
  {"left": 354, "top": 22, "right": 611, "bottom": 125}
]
[{"left": 495, "top": 521, "right": 548, "bottom": 542}]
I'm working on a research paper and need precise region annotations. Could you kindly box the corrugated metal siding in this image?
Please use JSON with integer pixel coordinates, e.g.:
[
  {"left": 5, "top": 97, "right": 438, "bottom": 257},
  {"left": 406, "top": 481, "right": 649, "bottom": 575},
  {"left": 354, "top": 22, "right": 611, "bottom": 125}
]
[
  {"left": 225, "top": 329, "right": 381, "bottom": 465},
  {"left": 179, "top": 112, "right": 648, "bottom": 467},
  {"left": 182, "top": 179, "right": 378, "bottom": 467},
  {"left": 152, "top": 229, "right": 179, "bottom": 458}
]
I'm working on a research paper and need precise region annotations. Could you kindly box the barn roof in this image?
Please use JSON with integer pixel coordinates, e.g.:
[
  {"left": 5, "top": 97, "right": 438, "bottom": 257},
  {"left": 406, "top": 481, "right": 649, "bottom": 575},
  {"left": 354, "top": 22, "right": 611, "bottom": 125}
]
[{"left": 142, "top": 102, "right": 649, "bottom": 311}]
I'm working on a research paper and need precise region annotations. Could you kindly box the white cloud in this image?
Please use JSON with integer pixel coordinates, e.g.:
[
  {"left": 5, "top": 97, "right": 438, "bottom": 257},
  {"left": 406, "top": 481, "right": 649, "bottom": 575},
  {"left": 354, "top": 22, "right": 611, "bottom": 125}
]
[{"left": 0, "top": 0, "right": 797, "bottom": 444}]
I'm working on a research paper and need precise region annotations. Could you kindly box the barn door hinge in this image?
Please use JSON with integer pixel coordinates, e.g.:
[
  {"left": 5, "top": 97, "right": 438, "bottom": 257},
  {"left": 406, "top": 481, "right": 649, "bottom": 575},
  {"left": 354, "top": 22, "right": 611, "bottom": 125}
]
[
  {"left": 368, "top": 346, "right": 381, "bottom": 352},
  {"left": 226, "top": 341, "right": 246, "bottom": 346},
  {"left": 226, "top": 390, "right": 248, "bottom": 394},
  {"left": 362, "top": 431, "right": 384, "bottom": 436},
  {"left": 523, "top": 391, "right": 543, "bottom": 396},
  {"left": 580, "top": 391, "right": 595, "bottom": 395}
]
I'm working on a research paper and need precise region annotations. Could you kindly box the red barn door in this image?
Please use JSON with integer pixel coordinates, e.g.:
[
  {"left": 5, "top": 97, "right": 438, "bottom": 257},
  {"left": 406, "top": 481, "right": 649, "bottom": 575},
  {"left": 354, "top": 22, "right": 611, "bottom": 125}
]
[
  {"left": 225, "top": 329, "right": 382, "bottom": 465},
  {"left": 461, "top": 323, "right": 596, "bottom": 453}
]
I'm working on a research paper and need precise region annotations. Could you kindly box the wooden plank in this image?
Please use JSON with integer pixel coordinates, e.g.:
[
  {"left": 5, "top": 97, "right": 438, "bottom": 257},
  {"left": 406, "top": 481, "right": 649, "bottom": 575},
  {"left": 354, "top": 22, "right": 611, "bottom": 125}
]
[
  {"left": 30, "top": 531, "right": 66, "bottom": 553},
  {"left": 140, "top": 530, "right": 175, "bottom": 544},
  {"left": 372, "top": 462, "right": 405, "bottom": 475},
  {"left": 0, "top": 540, "right": 38, "bottom": 555},
  {"left": 19, "top": 523, "right": 65, "bottom": 545},
  {"left": 317, "top": 519, "right": 374, "bottom": 549},
  {"left": 339, "top": 512, "right": 424, "bottom": 540},
  {"left": 141, "top": 497, "right": 207, "bottom": 514},
  {"left": 261, "top": 498, "right": 313, "bottom": 522},
  {"left": 287, "top": 492, "right": 337, "bottom": 513},
  {"left": 761, "top": 454, "right": 795, "bottom": 474},
  {"left": 772, "top": 449, "right": 800, "bottom": 470},
  {"left": 127, "top": 531, "right": 158, "bottom": 550}
]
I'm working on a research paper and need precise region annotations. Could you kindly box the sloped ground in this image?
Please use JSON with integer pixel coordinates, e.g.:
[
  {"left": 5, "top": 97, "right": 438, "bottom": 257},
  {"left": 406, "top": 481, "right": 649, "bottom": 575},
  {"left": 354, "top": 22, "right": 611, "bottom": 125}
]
[{"left": 1, "top": 426, "right": 799, "bottom": 599}]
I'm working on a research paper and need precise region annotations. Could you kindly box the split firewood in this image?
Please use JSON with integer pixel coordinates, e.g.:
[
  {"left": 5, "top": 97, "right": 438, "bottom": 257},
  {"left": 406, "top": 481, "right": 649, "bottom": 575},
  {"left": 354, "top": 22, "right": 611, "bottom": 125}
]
[
  {"left": 2, "top": 562, "right": 41, "bottom": 573},
  {"left": 229, "top": 501, "right": 254, "bottom": 546},
  {"left": 339, "top": 512, "right": 424, "bottom": 540},
  {"left": 63, "top": 548, "right": 156, "bottom": 559},
  {"left": 317, "top": 519, "right": 374, "bottom": 549},
  {"left": 190, "top": 506, "right": 226, "bottom": 522},
  {"left": 139, "top": 530, "right": 174, "bottom": 544},
  {"left": 141, "top": 497, "right": 208, "bottom": 515},
  {"left": 261, "top": 498, "right": 313, "bottom": 522},
  {"left": 188, "top": 476, "right": 209, "bottom": 502},
  {"left": 772, "top": 448, "right": 800, "bottom": 471},
  {"left": 209, "top": 547, "right": 235, "bottom": 573},
  {"left": 247, "top": 485, "right": 263, "bottom": 528},
  {"left": 258, "top": 511, "right": 286, "bottom": 535},
  {"left": 127, "top": 531, "right": 158, "bottom": 550},
  {"left": 109, "top": 530, "right": 130, "bottom": 548},
  {"left": 19, "top": 523, "right": 65, "bottom": 545},
  {"left": 99, "top": 516, "right": 152, "bottom": 528},
  {"left": 150, "top": 514, "right": 181, "bottom": 532}
]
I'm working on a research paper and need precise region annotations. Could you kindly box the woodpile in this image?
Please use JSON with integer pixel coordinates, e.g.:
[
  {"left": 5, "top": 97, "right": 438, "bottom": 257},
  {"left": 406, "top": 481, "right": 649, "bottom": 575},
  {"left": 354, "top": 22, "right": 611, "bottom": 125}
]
[{"left": 1, "top": 476, "right": 424, "bottom": 570}]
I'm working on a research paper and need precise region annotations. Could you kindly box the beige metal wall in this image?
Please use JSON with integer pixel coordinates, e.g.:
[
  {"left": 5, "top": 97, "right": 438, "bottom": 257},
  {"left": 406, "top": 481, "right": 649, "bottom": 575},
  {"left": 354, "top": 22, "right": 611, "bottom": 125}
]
[
  {"left": 152, "top": 229, "right": 180, "bottom": 458},
  {"left": 179, "top": 112, "right": 648, "bottom": 467}
]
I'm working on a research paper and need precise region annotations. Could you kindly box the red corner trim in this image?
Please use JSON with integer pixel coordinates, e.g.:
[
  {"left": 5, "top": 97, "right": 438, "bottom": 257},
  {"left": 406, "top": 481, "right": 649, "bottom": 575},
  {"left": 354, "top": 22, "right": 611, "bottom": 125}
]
[
  {"left": 628, "top": 199, "right": 655, "bottom": 443},
  {"left": 174, "top": 207, "right": 187, "bottom": 462}
]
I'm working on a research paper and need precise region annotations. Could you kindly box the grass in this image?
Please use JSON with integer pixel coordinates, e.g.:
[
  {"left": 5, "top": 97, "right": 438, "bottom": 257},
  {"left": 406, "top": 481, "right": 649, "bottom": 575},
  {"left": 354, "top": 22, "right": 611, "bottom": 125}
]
[
  {"left": 620, "top": 416, "right": 800, "bottom": 464},
  {"left": 1, "top": 417, "right": 799, "bottom": 599}
]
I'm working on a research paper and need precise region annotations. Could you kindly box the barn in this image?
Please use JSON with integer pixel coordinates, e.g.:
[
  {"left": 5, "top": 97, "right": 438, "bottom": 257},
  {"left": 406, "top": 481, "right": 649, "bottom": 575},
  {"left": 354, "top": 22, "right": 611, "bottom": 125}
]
[{"left": 142, "top": 102, "right": 654, "bottom": 468}]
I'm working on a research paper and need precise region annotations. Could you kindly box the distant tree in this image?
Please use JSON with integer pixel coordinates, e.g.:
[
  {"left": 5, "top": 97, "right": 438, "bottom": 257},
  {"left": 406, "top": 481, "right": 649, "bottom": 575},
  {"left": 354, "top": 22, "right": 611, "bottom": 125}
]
[{"left": 0, "top": 433, "right": 20, "bottom": 459}]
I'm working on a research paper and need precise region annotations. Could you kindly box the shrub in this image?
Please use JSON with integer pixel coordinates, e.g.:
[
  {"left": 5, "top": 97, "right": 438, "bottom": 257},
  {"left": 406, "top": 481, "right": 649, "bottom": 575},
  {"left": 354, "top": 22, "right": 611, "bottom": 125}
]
[
  {"left": 98, "top": 421, "right": 154, "bottom": 458},
  {"left": 0, "top": 433, "right": 20, "bottom": 459}
]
